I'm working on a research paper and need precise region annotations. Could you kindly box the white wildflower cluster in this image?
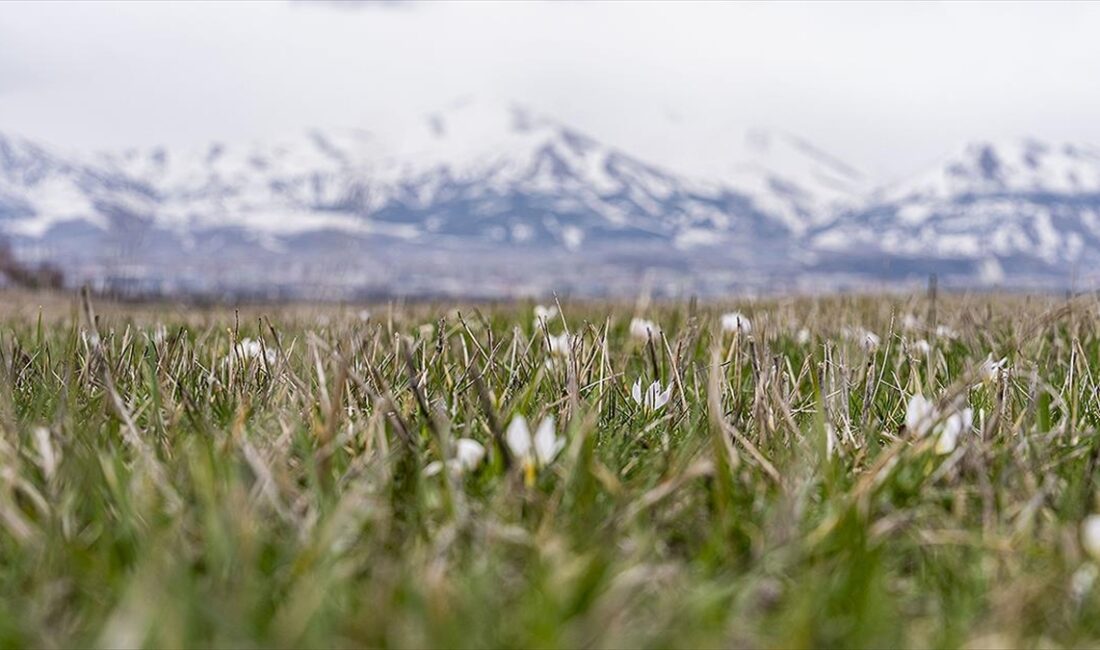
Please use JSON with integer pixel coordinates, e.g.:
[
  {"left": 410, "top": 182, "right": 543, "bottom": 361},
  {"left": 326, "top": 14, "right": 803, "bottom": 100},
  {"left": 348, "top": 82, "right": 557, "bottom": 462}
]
[
  {"left": 905, "top": 394, "right": 973, "bottom": 454},
  {"left": 631, "top": 379, "right": 672, "bottom": 412},
  {"left": 425, "top": 413, "right": 566, "bottom": 486}
]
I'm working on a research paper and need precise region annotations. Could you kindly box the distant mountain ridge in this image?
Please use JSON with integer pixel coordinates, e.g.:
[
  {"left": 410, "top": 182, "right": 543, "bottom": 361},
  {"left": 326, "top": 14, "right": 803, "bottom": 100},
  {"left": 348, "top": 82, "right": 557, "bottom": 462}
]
[
  {"left": 1, "top": 102, "right": 1097, "bottom": 296},
  {"left": 809, "top": 139, "right": 1100, "bottom": 286}
]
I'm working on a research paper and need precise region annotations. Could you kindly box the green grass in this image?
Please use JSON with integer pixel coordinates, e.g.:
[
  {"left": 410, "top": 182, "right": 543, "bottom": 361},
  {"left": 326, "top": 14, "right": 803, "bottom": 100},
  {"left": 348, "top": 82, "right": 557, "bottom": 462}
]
[{"left": 1, "top": 290, "right": 1100, "bottom": 648}]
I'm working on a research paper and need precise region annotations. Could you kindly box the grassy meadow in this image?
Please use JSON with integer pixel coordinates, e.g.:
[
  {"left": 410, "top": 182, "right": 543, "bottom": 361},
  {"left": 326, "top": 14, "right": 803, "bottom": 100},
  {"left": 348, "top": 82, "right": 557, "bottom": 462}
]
[{"left": 2, "top": 289, "right": 1100, "bottom": 647}]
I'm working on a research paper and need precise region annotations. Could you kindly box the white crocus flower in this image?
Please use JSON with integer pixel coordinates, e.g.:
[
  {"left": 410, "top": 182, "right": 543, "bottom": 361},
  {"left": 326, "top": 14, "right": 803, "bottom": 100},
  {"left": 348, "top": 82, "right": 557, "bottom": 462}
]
[
  {"left": 81, "top": 329, "right": 101, "bottom": 348},
  {"left": 533, "top": 304, "right": 559, "bottom": 333},
  {"left": 230, "top": 338, "right": 277, "bottom": 365},
  {"left": 720, "top": 312, "right": 752, "bottom": 334},
  {"left": 905, "top": 394, "right": 973, "bottom": 454},
  {"left": 32, "top": 426, "right": 59, "bottom": 480},
  {"left": 1072, "top": 563, "right": 1098, "bottom": 604},
  {"left": 1083, "top": 515, "right": 1100, "bottom": 562},
  {"left": 547, "top": 332, "right": 573, "bottom": 358},
  {"left": 544, "top": 333, "right": 576, "bottom": 370},
  {"left": 631, "top": 379, "right": 672, "bottom": 412},
  {"left": 978, "top": 355, "right": 1008, "bottom": 385},
  {"left": 150, "top": 324, "right": 168, "bottom": 345},
  {"left": 629, "top": 317, "right": 661, "bottom": 341},
  {"left": 532, "top": 305, "right": 558, "bottom": 323},
  {"left": 905, "top": 394, "right": 936, "bottom": 437},
  {"left": 842, "top": 327, "right": 880, "bottom": 351},
  {"left": 424, "top": 437, "right": 487, "bottom": 477},
  {"left": 860, "top": 330, "right": 881, "bottom": 352},
  {"left": 935, "top": 325, "right": 959, "bottom": 340},
  {"left": 935, "top": 409, "right": 973, "bottom": 454},
  {"left": 506, "top": 415, "right": 565, "bottom": 486},
  {"left": 454, "top": 438, "right": 486, "bottom": 470},
  {"left": 909, "top": 339, "right": 931, "bottom": 355}
]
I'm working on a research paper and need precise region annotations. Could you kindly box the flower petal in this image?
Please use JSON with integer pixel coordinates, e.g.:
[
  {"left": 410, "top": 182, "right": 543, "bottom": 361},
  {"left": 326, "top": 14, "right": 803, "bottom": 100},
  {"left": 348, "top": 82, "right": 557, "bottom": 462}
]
[
  {"left": 935, "top": 412, "right": 965, "bottom": 454},
  {"left": 905, "top": 395, "right": 934, "bottom": 437},
  {"left": 645, "top": 381, "right": 661, "bottom": 409},
  {"left": 534, "top": 416, "right": 561, "bottom": 466},
  {"left": 454, "top": 438, "right": 486, "bottom": 471},
  {"left": 655, "top": 386, "right": 672, "bottom": 410},
  {"left": 1083, "top": 515, "right": 1100, "bottom": 561},
  {"left": 505, "top": 415, "right": 532, "bottom": 460}
]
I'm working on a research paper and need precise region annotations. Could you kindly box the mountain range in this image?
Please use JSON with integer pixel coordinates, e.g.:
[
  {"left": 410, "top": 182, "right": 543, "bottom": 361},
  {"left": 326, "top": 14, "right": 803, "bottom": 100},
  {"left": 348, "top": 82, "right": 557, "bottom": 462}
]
[{"left": 2, "top": 100, "right": 1098, "bottom": 298}]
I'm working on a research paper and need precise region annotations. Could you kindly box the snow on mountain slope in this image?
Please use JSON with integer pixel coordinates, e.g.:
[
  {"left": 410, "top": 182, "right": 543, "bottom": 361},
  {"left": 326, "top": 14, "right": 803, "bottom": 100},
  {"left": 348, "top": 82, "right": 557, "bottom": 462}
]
[
  {"left": 3, "top": 102, "right": 866, "bottom": 261},
  {"left": 723, "top": 128, "right": 869, "bottom": 235},
  {"left": 12, "top": 103, "right": 1100, "bottom": 295},
  {"left": 879, "top": 139, "right": 1100, "bottom": 205},
  {"left": 0, "top": 133, "right": 98, "bottom": 233},
  {"left": 0, "top": 131, "right": 157, "bottom": 237},
  {"left": 88, "top": 101, "right": 786, "bottom": 254},
  {"left": 0, "top": 102, "right": 817, "bottom": 296},
  {"left": 808, "top": 139, "right": 1100, "bottom": 279},
  {"left": 639, "top": 121, "right": 871, "bottom": 235},
  {"left": 98, "top": 130, "right": 383, "bottom": 237}
]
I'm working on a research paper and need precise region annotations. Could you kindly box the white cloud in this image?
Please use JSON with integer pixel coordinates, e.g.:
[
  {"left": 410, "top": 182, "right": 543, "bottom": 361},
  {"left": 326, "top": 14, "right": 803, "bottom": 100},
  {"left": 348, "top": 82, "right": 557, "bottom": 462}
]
[{"left": 1, "top": 1, "right": 1099, "bottom": 181}]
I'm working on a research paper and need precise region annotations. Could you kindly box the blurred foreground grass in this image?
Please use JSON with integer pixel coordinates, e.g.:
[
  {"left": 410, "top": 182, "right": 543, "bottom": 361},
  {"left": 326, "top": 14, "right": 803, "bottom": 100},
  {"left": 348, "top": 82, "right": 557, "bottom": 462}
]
[{"left": 1, "top": 289, "right": 1100, "bottom": 648}]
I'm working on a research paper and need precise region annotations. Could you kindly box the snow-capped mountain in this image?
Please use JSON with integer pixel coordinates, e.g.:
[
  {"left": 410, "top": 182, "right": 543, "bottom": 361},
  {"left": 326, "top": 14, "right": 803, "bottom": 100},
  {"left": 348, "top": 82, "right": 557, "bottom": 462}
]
[
  {"left": 635, "top": 120, "right": 871, "bottom": 237},
  {"left": 0, "top": 132, "right": 154, "bottom": 237},
  {"left": 710, "top": 128, "right": 870, "bottom": 236},
  {"left": 1, "top": 102, "right": 813, "bottom": 296},
  {"left": 3, "top": 102, "right": 1099, "bottom": 296},
  {"left": 808, "top": 139, "right": 1100, "bottom": 286},
  {"left": 92, "top": 102, "right": 790, "bottom": 252}
]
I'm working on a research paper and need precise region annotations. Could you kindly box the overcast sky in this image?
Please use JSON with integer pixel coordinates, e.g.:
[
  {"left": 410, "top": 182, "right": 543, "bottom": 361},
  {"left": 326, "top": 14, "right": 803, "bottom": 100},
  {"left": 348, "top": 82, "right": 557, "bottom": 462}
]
[{"left": 2, "top": 1, "right": 1099, "bottom": 182}]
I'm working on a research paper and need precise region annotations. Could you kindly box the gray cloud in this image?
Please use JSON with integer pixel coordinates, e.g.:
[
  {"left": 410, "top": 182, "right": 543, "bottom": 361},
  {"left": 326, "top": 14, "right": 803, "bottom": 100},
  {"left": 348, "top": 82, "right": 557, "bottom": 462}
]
[
  {"left": 0, "top": 1, "right": 1098, "bottom": 180},
  {"left": 289, "top": 0, "right": 416, "bottom": 11}
]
